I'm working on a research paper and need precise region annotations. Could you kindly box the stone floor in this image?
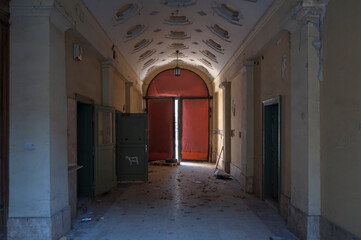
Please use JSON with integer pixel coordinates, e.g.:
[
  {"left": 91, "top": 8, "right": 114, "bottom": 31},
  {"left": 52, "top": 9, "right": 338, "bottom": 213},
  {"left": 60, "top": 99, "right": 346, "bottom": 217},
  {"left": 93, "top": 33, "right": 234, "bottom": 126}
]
[{"left": 66, "top": 162, "right": 298, "bottom": 240}]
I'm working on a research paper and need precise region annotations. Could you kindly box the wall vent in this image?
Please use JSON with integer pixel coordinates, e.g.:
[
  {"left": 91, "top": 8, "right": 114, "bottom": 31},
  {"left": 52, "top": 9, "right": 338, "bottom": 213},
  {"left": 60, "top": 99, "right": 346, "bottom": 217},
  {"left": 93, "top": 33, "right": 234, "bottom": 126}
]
[
  {"left": 168, "top": 43, "right": 188, "bottom": 50},
  {"left": 207, "top": 24, "right": 231, "bottom": 42},
  {"left": 133, "top": 38, "right": 153, "bottom": 53},
  {"left": 165, "top": 30, "right": 190, "bottom": 39},
  {"left": 142, "top": 58, "right": 158, "bottom": 69},
  {"left": 212, "top": 2, "right": 244, "bottom": 26},
  {"left": 161, "top": 0, "right": 197, "bottom": 8},
  {"left": 203, "top": 38, "right": 224, "bottom": 54},
  {"left": 113, "top": 3, "right": 142, "bottom": 25},
  {"left": 125, "top": 24, "right": 148, "bottom": 41},
  {"left": 200, "top": 50, "right": 218, "bottom": 63},
  {"left": 138, "top": 49, "right": 156, "bottom": 62}
]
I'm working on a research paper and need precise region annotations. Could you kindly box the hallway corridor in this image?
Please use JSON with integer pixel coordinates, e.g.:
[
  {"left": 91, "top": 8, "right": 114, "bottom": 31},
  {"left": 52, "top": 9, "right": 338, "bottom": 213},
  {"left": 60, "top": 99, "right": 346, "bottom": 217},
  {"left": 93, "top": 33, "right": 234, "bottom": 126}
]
[{"left": 67, "top": 163, "right": 297, "bottom": 240}]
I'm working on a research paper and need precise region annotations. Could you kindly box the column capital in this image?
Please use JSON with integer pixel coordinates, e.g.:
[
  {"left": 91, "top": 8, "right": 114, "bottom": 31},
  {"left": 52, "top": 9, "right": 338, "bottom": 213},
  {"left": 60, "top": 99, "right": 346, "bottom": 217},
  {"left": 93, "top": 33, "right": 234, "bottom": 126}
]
[
  {"left": 219, "top": 81, "right": 231, "bottom": 90},
  {"left": 125, "top": 82, "right": 133, "bottom": 87},
  {"left": 282, "top": 0, "right": 330, "bottom": 32},
  {"left": 243, "top": 60, "right": 254, "bottom": 68},
  {"left": 291, "top": 0, "right": 329, "bottom": 26},
  {"left": 101, "top": 59, "right": 115, "bottom": 70}
]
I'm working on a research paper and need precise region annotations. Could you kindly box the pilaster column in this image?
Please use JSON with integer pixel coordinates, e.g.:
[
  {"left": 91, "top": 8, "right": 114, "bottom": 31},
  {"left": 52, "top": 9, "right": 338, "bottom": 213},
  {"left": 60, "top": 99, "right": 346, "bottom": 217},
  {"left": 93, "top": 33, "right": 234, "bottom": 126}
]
[
  {"left": 9, "top": 2, "right": 73, "bottom": 239},
  {"left": 219, "top": 81, "right": 231, "bottom": 173},
  {"left": 102, "top": 60, "right": 115, "bottom": 107},
  {"left": 282, "top": 1, "right": 329, "bottom": 239},
  {"left": 125, "top": 82, "right": 133, "bottom": 113},
  {"left": 244, "top": 60, "right": 255, "bottom": 192}
]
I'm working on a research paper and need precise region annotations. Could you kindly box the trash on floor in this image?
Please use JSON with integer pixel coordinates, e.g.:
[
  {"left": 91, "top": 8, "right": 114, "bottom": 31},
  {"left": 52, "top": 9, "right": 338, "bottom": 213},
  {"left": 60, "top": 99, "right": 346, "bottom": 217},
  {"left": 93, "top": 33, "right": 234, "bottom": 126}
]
[
  {"left": 81, "top": 217, "right": 92, "bottom": 222},
  {"left": 214, "top": 169, "right": 233, "bottom": 180},
  {"left": 270, "top": 237, "right": 290, "bottom": 240}
]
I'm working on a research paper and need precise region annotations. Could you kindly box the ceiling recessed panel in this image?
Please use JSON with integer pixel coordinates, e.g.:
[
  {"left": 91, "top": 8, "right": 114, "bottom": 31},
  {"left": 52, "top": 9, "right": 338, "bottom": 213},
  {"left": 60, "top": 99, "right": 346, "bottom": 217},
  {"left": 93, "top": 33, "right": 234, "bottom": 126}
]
[{"left": 83, "top": 0, "right": 274, "bottom": 81}]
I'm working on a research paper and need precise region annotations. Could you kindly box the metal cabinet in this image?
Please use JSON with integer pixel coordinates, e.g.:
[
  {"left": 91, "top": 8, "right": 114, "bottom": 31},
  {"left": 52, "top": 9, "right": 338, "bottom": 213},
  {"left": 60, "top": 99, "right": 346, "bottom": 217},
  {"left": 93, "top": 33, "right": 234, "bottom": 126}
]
[
  {"left": 77, "top": 103, "right": 116, "bottom": 197},
  {"left": 116, "top": 113, "right": 148, "bottom": 181}
]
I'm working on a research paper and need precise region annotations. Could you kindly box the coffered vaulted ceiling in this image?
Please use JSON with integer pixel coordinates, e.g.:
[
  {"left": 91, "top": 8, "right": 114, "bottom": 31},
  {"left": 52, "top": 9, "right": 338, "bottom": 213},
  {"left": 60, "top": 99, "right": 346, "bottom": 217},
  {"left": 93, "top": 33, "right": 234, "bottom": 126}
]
[{"left": 82, "top": 0, "right": 274, "bottom": 81}]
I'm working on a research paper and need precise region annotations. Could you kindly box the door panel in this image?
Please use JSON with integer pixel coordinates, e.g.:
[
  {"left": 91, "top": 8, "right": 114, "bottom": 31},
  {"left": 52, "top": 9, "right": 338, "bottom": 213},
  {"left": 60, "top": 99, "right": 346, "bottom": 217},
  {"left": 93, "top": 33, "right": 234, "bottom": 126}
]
[
  {"left": 0, "top": 2, "right": 9, "bottom": 238},
  {"left": 181, "top": 99, "right": 209, "bottom": 160},
  {"left": 116, "top": 113, "right": 148, "bottom": 181},
  {"left": 94, "top": 105, "right": 116, "bottom": 195},
  {"left": 148, "top": 98, "right": 174, "bottom": 160},
  {"left": 262, "top": 98, "right": 280, "bottom": 204}
]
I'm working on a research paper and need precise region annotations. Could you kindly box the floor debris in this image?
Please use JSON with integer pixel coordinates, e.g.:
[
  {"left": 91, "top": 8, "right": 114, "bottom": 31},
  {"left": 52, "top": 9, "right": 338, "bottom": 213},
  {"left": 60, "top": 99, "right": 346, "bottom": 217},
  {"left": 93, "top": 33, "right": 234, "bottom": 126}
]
[{"left": 67, "top": 162, "right": 298, "bottom": 240}]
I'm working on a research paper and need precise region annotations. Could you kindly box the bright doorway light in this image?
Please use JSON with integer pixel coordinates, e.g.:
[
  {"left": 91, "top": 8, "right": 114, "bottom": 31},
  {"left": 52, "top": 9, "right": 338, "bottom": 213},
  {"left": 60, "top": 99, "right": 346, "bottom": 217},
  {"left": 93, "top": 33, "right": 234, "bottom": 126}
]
[{"left": 174, "top": 99, "right": 179, "bottom": 160}]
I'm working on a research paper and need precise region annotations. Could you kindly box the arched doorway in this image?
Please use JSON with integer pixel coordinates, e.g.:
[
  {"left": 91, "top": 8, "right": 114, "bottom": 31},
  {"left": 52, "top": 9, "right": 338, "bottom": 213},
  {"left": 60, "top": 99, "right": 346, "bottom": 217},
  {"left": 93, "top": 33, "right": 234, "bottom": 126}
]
[{"left": 146, "top": 69, "right": 210, "bottom": 161}]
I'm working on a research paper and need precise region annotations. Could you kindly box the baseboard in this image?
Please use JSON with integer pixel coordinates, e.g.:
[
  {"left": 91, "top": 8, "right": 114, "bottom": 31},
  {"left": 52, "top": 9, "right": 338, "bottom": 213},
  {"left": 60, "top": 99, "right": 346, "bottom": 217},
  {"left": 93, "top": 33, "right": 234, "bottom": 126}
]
[
  {"left": 7, "top": 205, "right": 70, "bottom": 240},
  {"left": 287, "top": 204, "right": 320, "bottom": 240},
  {"left": 320, "top": 216, "right": 361, "bottom": 240},
  {"left": 230, "top": 163, "right": 253, "bottom": 193}
]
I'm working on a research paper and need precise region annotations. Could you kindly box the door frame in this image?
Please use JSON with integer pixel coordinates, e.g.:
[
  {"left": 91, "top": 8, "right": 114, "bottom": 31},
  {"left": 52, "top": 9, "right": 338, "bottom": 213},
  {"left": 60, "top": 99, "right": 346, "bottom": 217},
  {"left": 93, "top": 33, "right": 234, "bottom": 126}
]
[
  {"left": 262, "top": 96, "right": 281, "bottom": 209},
  {"left": 0, "top": 1, "right": 9, "bottom": 238}
]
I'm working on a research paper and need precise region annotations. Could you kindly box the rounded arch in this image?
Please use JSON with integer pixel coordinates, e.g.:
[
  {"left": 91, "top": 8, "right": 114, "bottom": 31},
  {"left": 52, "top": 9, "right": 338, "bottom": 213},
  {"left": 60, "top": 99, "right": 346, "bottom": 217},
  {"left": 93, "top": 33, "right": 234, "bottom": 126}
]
[
  {"left": 142, "top": 65, "right": 213, "bottom": 97},
  {"left": 146, "top": 69, "right": 209, "bottom": 98}
]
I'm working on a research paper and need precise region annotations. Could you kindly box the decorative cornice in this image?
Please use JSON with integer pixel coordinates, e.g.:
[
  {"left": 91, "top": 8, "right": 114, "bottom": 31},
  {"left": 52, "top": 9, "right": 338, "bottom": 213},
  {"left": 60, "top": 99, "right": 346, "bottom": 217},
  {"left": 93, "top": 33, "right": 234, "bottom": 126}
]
[
  {"left": 10, "top": 2, "right": 74, "bottom": 31},
  {"left": 214, "top": 0, "right": 286, "bottom": 83}
]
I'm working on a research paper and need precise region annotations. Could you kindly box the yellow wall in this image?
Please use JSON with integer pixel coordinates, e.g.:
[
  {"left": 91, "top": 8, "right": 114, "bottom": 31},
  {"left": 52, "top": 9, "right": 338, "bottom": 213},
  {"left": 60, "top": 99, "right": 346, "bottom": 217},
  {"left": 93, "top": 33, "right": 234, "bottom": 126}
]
[
  {"left": 113, "top": 73, "right": 126, "bottom": 112},
  {"left": 320, "top": 0, "right": 361, "bottom": 237},
  {"left": 253, "top": 32, "right": 291, "bottom": 219},
  {"left": 131, "top": 87, "right": 143, "bottom": 113},
  {"left": 65, "top": 32, "right": 102, "bottom": 104},
  {"left": 230, "top": 71, "right": 247, "bottom": 175},
  {"left": 212, "top": 85, "right": 224, "bottom": 166}
]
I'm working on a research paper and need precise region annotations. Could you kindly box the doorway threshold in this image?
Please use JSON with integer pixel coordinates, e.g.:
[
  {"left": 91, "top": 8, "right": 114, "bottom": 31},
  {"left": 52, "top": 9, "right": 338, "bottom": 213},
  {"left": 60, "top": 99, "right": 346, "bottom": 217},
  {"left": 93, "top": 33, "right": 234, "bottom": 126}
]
[{"left": 264, "top": 198, "right": 279, "bottom": 212}]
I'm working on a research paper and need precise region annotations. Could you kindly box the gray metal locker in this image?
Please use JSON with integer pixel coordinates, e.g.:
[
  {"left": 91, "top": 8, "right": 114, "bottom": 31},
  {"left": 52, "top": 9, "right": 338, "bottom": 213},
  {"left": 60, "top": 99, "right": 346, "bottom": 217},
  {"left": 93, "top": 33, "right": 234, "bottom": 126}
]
[{"left": 116, "top": 113, "right": 148, "bottom": 181}]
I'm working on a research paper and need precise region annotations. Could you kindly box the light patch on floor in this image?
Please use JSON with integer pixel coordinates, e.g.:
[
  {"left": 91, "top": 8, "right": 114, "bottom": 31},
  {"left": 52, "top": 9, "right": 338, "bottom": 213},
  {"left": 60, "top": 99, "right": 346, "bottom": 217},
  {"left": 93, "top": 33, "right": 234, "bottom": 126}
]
[{"left": 67, "top": 162, "right": 297, "bottom": 240}]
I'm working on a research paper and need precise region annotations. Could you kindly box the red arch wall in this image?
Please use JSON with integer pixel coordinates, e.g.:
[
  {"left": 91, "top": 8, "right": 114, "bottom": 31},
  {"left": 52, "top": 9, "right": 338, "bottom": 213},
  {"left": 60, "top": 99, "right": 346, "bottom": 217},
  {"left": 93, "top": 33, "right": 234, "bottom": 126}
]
[{"left": 147, "top": 69, "right": 209, "bottom": 161}]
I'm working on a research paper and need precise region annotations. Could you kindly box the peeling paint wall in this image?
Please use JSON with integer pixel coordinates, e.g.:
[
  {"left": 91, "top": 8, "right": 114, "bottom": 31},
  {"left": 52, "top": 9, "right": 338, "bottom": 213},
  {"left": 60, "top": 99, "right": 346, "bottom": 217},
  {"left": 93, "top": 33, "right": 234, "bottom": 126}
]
[{"left": 320, "top": 0, "right": 361, "bottom": 237}]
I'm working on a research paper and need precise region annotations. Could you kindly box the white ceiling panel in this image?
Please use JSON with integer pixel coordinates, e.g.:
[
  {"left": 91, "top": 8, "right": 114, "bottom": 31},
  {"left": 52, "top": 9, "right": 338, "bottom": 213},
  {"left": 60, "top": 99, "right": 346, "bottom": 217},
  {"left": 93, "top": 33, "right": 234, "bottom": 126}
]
[{"left": 82, "top": 0, "right": 274, "bottom": 81}]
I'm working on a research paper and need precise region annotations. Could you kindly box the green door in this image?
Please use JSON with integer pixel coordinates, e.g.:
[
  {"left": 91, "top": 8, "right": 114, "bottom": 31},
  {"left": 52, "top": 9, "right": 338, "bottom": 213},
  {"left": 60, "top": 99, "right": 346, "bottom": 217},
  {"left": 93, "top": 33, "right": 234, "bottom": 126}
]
[
  {"left": 94, "top": 105, "right": 116, "bottom": 195},
  {"left": 116, "top": 113, "right": 148, "bottom": 181}
]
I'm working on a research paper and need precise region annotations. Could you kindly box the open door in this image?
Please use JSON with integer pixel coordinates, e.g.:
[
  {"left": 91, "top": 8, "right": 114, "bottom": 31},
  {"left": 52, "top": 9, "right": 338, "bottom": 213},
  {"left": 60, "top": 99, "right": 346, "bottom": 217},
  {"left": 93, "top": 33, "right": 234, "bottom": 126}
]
[
  {"left": 262, "top": 97, "right": 281, "bottom": 208},
  {"left": 94, "top": 105, "right": 116, "bottom": 195},
  {"left": 148, "top": 98, "right": 174, "bottom": 160},
  {"left": 116, "top": 113, "right": 148, "bottom": 181},
  {"left": 77, "top": 103, "right": 116, "bottom": 196},
  {"left": 181, "top": 99, "right": 209, "bottom": 160}
]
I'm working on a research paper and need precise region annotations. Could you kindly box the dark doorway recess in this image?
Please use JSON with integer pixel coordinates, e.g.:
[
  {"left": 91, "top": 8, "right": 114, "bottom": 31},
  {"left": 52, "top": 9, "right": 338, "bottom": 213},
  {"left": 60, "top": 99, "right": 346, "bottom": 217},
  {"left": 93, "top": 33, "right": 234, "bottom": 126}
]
[
  {"left": 0, "top": 1, "right": 9, "bottom": 238},
  {"left": 262, "top": 96, "right": 281, "bottom": 209},
  {"left": 146, "top": 69, "right": 210, "bottom": 162}
]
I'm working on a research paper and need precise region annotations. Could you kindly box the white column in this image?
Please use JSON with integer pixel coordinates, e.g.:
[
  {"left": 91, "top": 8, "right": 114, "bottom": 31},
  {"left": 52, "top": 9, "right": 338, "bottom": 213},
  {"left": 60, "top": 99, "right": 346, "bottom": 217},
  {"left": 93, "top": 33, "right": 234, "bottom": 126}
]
[
  {"left": 8, "top": 2, "right": 73, "bottom": 239},
  {"left": 244, "top": 61, "right": 255, "bottom": 192},
  {"left": 125, "top": 82, "right": 133, "bottom": 113},
  {"left": 102, "top": 60, "right": 115, "bottom": 107},
  {"left": 219, "top": 81, "right": 231, "bottom": 173},
  {"left": 283, "top": 1, "right": 329, "bottom": 239}
]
